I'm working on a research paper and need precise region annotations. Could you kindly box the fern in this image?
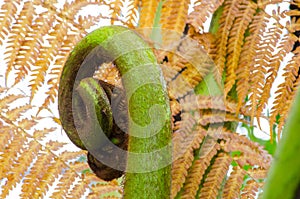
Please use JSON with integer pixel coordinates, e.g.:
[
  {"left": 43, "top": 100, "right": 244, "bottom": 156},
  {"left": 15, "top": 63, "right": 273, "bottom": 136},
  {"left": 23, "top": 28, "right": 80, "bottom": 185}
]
[{"left": 1, "top": 0, "right": 300, "bottom": 198}]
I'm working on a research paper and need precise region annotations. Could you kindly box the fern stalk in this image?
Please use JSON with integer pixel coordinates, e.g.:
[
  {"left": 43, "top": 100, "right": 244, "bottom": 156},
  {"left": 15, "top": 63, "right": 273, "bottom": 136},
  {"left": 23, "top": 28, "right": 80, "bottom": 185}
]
[
  {"left": 262, "top": 88, "right": 300, "bottom": 199},
  {"left": 58, "top": 26, "right": 172, "bottom": 198}
]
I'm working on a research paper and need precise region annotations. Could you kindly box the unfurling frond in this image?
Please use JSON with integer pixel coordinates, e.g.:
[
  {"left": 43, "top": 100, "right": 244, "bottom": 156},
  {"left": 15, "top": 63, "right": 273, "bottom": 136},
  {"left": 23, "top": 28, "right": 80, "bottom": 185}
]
[{"left": 0, "top": 0, "right": 295, "bottom": 198}]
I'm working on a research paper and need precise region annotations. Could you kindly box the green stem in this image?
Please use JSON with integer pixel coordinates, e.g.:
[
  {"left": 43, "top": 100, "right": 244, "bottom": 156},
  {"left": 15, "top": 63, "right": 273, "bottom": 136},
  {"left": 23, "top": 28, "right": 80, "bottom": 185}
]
[
  {"left": 58, "top": 26, "right": 172, "bottom": 198},
  {"left": 262, "top": 88, "right": 300, "bottom": 199}
]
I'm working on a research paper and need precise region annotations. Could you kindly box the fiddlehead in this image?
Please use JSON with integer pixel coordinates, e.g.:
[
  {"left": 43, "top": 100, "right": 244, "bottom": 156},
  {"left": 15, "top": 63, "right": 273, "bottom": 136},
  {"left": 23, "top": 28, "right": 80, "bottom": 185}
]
[{"left": 58, "top": 26, "right": 172, "bottom": 198}]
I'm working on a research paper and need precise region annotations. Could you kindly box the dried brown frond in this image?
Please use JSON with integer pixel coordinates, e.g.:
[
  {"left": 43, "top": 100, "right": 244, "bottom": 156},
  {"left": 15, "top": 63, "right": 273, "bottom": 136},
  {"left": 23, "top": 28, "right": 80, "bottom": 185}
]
[
  {"left": 247, "top": 167, "right": 268, "bottom": 180},
  {"left": 187, "top": 0, "right": 225, "bottom": 32},
  {"left": 224, "top": 0, "right": 257, "bottom": 96},
  {"left": 1, "top": 141, "right": 41, "bottom": 198},
  {"left": 187, "top": 28, "right": 216, "bottom": 57},
  {"left": 218, "top": 130, "right": 271, "bottom": 169},
  {"left": 214, "top": 0, "right": 241, "bottom": 83},
  {"left": 173, "top": 111, "right": 197, "bottom": 133},
  {"left": 198, "top": 110, "right": 243, "bottom": 126},
  {"left": 109, "top": 0, "right": 124, "bottom": 24},
  {"left": 39, "top": 33, "right": 84, "bottom": 113},
  {"left": 125, "top": 0, "right": 140, "bottom": 27},
  {"left": 88, "top": 180, "right": 122, "bottom": 198},
  {"left": 240, "top": 179, "right": 259, "bottom": 199},
  {"left": 162, "top": 35, "right": 214, "bottom": 99},
  {"left": 22, "top": 11, "right": 56, "bottom": 100},
  {"left": 270, "top": 48, "right": 300, "bottom": 139},
  {"left": 180, "top": 141, "right": 220, "bottom": 199},
  {"left": 177, "top": 35, "right": 214, "bottom": 85},
  {"left": 236, "top": 10, "right": 270, "bottom": 113},
  {"left": 159, "top": 0, "right": 190, "bottom": 46},
  {"left": 179, "top": 95, "right": 236, "bottom": 113},
  {"left": 247, "top": 9, "right": 285, "bottom": 124},
  {"left": 94, "top": 62, "right": 122, "bottom": 86},
  {"left": 222, "top": 166, "right": 247, "bottom": 199},
  {"left": 138, "top": 0, "right": 159, "bottom": 29},
  {"left": 171, "top": 126, "right": 207, "bottom": 198},
  {"left": 0, "top": 0, "right": 20, "bottom": 45},
  {"left": 4, "top": 1, "right": 35, "bottom": 84},
  {"left": 198, "top": 153, "right": 232, "bottom": 199},
  {"left": 256, "top": 33, "right": 297, "bottom": 128}
]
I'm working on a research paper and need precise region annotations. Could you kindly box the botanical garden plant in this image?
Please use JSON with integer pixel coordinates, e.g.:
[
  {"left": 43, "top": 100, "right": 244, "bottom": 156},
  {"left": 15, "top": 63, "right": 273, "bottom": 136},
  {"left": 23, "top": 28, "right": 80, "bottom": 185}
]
[{"left": 0, "top": 0, "right": 299, "bottom": 198}]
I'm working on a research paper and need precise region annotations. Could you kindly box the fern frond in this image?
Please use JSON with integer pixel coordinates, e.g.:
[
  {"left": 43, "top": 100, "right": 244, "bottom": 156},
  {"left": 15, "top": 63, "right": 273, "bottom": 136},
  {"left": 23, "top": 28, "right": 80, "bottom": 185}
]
[
  {"left": 20, "top": 150, "right": 54, "bottom": 198},
  {"left": 180, "top": 140, "right": 220, "bottom": 198},
  {"left": 236, "top": 10, "right": 270, "bottom": 113},
  {"left": 247, "top": 10, "right": 284, "bottom": 124},
  {"left": 110, "top": 0, "right": 124, "bottom": 24},
  {"left": 4, "top": 1, "right": 35, "bottom": 85},
  {"left": 94, "top": 62, "right": 121, "bottom": 86},
  {"left": 168, "top": 73, "right": 197, "bottom": 99},
  {"left": 1, "top": 140, "right": 41, "bottom": 198},
  {"left": 270, "top": 48, "right": 300, "bottom": 139},
  {"left": 256, "top": 33, "right": 297, "bottom": 128},
  {"left": 247, "top": 168, "right": 268, "bottom": 180},
  {"left": 222, "top": 166, "right": 246, "bottom": 199},
  {"left": 0, "top": 128, "right": 27, "bottom": 178},
  {"left": 171, "top": 127, "right": 206, "bottom": 198},
  {"left": 198, "top": 152, "right": 232, "bottom": 199},
  {"left": 159, "top": 0, "right": 190, "bottom": 46},
  {"left": 240, "top": 179, "right": 259, "bottom": 199},
  {"left": 187, "top": 0, "right": 225, "bottom": 32},
  {"left": 39, "top": 33, "right": 83, "bottom": 113},
  {"left": 219, "top": 130, "right": 271, "bottom": 169},
  {"left": 199, "top": 110, "right": 242, "bottom": 126},
  {"left": 18, "top": 117, "right": 38, "bottom": 130},
  {"left": 60, "top": 151, "right": 88, "bottom": 162},
  {"left": 180, "top": 95, "right": 236, "bottom": 113},
  {"left": 32, "top": 127, "right": 57, "bottom": 141},
  {"left": 50, "top": 167, "right": 78, "bottom": 198},
  {"left": 224, "top": 0, "right": 257, "bottom": 96},
  {"left": 5, "top": 104, "right": 32, "bottom": 121},
  {"left": 66, "top": 178, "right": 87, "bottom": 199},
  {"left": 88, "top": 182, "right": 122, "bottom": 198},
  {"left": 177, "top": 35, "right": 214, "bottom": 85},
  {"left": 0, "top": 0, "right": 20, "bottom": 45},
  {"left": 165, "top": 35, "right": 213, "bottom": 99},
  {"left": 138, "top": 0, "right": 159, "bottom": 29},
  {"left": 214, "top": 0, "right": 241, "bottom": 83},
  {"left": 17, "top": 11, "right": 56, "bottom": 99},
  {"left": 34, "top": 160, "right": 66, "bottom": 198},
  {"left": 125, "top": 0, "right": 140, "bottom": 27},
  {"left": 173, "top": 111, "right": 197, "bottom": 133},
  {"left": 0, "top": 124, "right": 14, "bottom": 149},
  {"left": 0, "top": 94, "right": 24, "bottom": 110}
]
